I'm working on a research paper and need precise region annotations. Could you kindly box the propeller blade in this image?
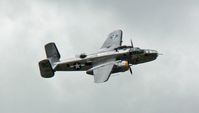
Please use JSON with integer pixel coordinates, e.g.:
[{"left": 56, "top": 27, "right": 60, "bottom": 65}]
[
  {"left": 129, "top": 66, "right": 133, "bottom": 75},
  {"left": 130, "top": 39, "right": 134, "bottom": 48}
]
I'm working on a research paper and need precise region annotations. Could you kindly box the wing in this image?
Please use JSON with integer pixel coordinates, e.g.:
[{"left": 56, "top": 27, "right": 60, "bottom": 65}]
[
  {"left": 92, "top": 58, "right": 115, "bottom": 83},
  {"left": 100, "top": 30, "right": 123, "bottom": 51}
]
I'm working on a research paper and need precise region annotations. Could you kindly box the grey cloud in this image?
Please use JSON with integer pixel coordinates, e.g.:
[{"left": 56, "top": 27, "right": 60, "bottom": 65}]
[{"left": 0, "top": 0, "right": 199, "bottom": 113}]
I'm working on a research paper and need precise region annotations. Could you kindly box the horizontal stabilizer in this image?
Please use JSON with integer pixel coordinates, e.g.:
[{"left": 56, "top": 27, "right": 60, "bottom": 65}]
[{"left": 39, "top": 59, "right": 54, "bottom": 78}]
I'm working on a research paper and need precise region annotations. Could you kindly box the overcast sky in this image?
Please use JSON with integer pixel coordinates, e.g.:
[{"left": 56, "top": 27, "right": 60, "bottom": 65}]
[{"left": 0, "top": 0, "right": 199, "bottom": 113}]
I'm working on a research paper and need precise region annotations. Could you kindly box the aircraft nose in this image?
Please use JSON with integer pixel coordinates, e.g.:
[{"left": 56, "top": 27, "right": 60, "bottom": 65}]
[
  {"left": 144, "top": 49, "right": 159, "bottom": 59},
  {"left": 151, "top": 50, "right": 158, "bottom": 54},
  {"left": 155, "top": 52, "right": 158, "bottom": 58},
  {"left": 153, "top": 50, "right": 158, "bottom": 57},
  {"left": 150, "top": 50, "right": 158, "bottom": 59},
  {"left": 153, "top": 50, "right": 162, "bottom": 56}
]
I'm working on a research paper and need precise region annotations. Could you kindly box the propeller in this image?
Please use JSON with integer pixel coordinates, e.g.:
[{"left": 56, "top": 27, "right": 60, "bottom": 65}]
[
  {"left": 130, "top": 39, "right": 134, "bottom": 48},
  {"left": 129, "top": 65, "right": 133, "bottom": 75},
  {"left": 128, "top": 39, "right": 134, "bottom": 75}
]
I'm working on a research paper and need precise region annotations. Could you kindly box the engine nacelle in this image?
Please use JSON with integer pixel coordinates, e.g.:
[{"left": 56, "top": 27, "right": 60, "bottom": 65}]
[{"left": 112, "top": 60, "right": 129, "bottom": 73}]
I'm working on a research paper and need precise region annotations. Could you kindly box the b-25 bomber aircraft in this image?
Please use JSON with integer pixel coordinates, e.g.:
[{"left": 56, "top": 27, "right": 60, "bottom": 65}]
[{"left": 39, "top": 30, "right": 159, "bottom": 83}]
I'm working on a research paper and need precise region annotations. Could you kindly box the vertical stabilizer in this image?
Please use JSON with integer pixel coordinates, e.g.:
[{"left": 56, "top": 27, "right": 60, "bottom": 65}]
[
  {"left": 38, "top": 42, "right": 60, "bottom": 78},
  {"left": 45, "top": 42, "right": 60, "bottom": 65}
]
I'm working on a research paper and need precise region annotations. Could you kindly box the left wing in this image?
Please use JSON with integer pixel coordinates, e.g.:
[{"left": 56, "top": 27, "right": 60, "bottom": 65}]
[
  {"left": 92, "top": 58, "right": 115, "bottom": 83},
  {"left": 100, "top": 30, "right": 123, "bottom": 51}
]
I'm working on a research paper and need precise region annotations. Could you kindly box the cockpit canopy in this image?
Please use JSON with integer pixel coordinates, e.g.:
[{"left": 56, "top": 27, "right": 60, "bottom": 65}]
[
  {"left": 130, "top": 47, "right": 144, "bottom": 54},
  {"left": 144, "top": 49, "right": 157, "bottom": 54}
]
